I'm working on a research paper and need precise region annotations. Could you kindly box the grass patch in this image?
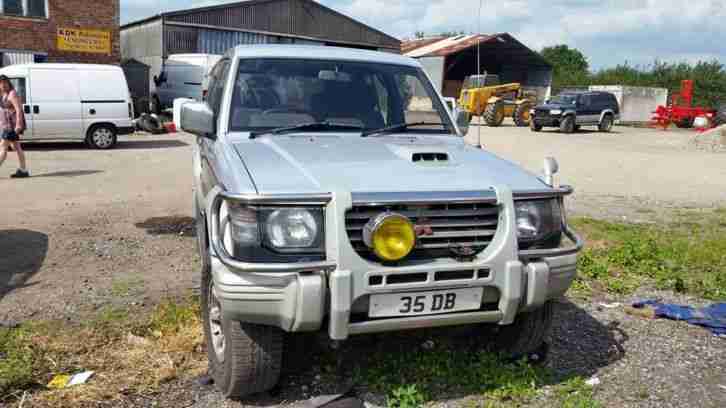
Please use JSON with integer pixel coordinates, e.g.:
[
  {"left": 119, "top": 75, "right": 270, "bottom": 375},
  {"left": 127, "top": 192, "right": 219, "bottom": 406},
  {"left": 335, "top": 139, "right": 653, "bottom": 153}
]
[
  {"left": 0, "top": 298, "right": 205, "bottom": 406},
  {"left": 354, "top": 337, "right": 550, "bottom": 406},
  {"left": 571, "top": 211, "right": 726, "bottom": 300},
  {"left": 110, "top": 276, "right": 145, "bottom": 297}
]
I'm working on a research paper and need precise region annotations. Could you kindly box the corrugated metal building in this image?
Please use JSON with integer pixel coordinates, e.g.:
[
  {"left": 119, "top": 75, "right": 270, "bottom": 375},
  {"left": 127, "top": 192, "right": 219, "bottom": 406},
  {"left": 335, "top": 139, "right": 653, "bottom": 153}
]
[
  {"left": 121, "top": 0, "right": 400, "bottom": 95},
  {"left": 403, "top": 34, "right": 553, "bottom": 102}
]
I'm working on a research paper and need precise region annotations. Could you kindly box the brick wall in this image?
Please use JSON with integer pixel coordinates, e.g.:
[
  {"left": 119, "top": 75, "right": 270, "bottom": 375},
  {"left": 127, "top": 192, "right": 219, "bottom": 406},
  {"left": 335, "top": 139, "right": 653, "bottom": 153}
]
[{"left": 0, "top": 0, "right": 120, "bottom": 64}]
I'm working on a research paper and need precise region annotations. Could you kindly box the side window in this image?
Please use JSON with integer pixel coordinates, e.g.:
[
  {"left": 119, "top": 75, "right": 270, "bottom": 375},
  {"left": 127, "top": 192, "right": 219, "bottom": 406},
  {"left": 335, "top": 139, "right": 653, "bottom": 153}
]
[
  {"left": 207, "top": 59, "right": 230, "bottom": 114},
  {"left": 9, "top": 78, "right": 26, "bottom": 104},
  {"left": 580, "top": 95, "right": 591, "bottom": 108}
]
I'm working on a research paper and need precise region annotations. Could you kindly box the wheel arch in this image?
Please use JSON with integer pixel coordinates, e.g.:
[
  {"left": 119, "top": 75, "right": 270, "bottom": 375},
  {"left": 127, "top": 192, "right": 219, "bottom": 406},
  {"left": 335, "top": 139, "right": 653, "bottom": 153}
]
[
  {"left": 85, "top": 121, "right": 118, "bottom": 138},
  {"left": 599, "top": 109, "right": 615, "bottom": 123}
]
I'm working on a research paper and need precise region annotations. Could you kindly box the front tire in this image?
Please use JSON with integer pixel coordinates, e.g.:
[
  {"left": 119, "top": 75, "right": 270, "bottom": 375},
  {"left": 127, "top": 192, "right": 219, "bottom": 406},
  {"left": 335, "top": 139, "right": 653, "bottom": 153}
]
[
  {"left": 493, "top": 301, "right": 554, "bottom": 358},
  {"left": 560, "top": 116, "right": 575, "bottom": 134},
  {"left": 530, "top": 122, "right": 542, "bottom": 132},
  {"left": 199, "top": 214, "right": 284, "bottom": 398},
  {"left": 87, "top": 125, "right": 118, "bottom": 149},
  {"left": 484, "top": 100, "right": 506, "bottom": 127}
]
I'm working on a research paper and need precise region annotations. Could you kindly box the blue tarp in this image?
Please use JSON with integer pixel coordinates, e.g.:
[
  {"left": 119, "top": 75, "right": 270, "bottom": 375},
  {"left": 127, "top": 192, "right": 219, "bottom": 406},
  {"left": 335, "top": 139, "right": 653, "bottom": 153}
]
[{"left": 633, "top": 300, "right": 726, "bottom": 336}]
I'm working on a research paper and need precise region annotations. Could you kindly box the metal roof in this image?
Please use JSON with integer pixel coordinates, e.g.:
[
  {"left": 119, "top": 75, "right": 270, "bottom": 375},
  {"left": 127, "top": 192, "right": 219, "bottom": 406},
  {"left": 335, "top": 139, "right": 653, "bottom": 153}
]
[
  {"left": 403, "top": 33, "right": 551, "bottom": 67},
  {"left": 121, "top": 0, "right": 400, "bottom": 50}
]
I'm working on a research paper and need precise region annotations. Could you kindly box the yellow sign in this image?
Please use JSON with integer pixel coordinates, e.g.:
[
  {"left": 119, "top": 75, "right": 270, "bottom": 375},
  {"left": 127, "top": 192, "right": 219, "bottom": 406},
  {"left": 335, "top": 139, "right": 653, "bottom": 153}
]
[{"left": 57, "top": 28, "right": 111, "bottom": 54}]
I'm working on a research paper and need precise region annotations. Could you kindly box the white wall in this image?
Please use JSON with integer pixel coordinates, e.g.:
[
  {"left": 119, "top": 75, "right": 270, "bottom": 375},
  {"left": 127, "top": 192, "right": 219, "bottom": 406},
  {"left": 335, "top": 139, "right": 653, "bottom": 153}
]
[{"left": 590, "top": 85, "right": 668, "bottom": 124}]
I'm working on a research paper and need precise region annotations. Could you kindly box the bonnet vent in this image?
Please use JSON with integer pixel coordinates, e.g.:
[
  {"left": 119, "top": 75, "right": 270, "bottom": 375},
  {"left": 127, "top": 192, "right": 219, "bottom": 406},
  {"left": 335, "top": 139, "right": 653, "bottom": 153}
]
[{"left": 412, "top": 153, "right": 449, "bottom": 163}]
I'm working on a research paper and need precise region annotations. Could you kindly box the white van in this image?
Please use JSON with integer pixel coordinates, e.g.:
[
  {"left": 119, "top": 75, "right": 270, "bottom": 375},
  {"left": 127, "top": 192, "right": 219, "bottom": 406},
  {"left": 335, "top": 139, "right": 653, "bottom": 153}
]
[
  {"left": 0, "top": 64, "right": 134, "bottom": 149},
  {"left": 152, "top": 54, "right": 222, "bottom": 113}
]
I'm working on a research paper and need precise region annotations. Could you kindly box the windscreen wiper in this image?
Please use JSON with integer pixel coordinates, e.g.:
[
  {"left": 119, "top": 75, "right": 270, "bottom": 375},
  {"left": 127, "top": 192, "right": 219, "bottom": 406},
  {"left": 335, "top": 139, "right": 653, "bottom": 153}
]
[
  {"left": 249, "top": 121, "right": 364, "bottom": 139},
  {"left": 361, "top": 122, "right": 447, "bottom": 138}
]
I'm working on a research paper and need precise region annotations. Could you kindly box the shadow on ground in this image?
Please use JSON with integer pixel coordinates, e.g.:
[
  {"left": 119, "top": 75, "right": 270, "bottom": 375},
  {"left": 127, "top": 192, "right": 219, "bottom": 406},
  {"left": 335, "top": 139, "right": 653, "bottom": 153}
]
[
  {"left": 0, "top": 229, "right": 49, "bottom": 302},
  {"left": 176, "top": 298, "right": 626, "bottom": 407},
  {"left": 31, "top": 170, "right": 103, "bottom": 178},
  {"left": 21, "top": 139, "right": 188, "bottom": 151},
  {"left": 135, "top": 216, "right": 196, "bottom": 236}
]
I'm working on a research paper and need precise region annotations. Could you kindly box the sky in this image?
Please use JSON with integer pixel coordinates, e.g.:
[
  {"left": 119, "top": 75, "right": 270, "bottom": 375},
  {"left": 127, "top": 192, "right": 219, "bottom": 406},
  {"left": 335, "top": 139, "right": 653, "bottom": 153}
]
[{"left": 121, "top": 0, "right": 726, "bottom": 70}]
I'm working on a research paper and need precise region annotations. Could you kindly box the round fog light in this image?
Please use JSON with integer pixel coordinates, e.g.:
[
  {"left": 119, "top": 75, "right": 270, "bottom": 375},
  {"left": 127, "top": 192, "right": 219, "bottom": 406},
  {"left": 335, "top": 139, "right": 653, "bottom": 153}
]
[{"left": 363, "top": 213, "right": 416, "bottom": 262}]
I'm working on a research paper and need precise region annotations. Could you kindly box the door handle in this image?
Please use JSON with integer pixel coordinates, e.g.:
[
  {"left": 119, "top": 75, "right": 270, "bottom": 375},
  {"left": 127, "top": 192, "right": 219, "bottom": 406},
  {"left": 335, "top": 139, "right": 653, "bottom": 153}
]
[
  {"left": 33, "top": 106, "right": 39, "bottom": 114},
  {"left": 24, "top": 105, "right": 30, "bottom": 114}
]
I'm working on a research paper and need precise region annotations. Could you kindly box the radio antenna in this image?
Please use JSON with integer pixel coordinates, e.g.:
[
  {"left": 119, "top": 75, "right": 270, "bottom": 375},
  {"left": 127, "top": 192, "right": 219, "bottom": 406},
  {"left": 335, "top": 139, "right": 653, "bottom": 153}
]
[{"left": 476, "top": 0, "right": 483, "bottom": 146}]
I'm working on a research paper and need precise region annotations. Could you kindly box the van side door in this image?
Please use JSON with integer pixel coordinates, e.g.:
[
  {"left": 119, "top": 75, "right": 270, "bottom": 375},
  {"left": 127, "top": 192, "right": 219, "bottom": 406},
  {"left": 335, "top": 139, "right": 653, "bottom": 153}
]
[{"left": 29, "top": 68, "right": 83, "bottom": 139}]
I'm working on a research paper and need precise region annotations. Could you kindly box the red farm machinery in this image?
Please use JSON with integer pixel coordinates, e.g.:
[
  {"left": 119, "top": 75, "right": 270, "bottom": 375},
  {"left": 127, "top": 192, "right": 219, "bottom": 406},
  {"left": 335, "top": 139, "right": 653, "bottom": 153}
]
[{"left": 651, "top": 80, "right": 720, "bottom": 130}]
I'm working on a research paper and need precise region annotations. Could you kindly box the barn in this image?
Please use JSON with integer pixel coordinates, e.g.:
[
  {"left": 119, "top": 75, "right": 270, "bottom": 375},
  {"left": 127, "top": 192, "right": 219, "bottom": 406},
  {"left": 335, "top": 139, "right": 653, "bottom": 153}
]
[
  {"left": 120, "top": 0, "right": 400, "bottom": 98},
  {"left": 403, "top": 34, "right": 553, "bottom": 102}
]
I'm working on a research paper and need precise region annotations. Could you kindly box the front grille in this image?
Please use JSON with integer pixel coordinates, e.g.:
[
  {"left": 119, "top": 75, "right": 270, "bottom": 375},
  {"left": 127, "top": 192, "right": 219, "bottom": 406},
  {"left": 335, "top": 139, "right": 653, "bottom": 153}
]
[
  {"left": 535, "top": 108, "right": 550, "bottom": 117},
  {"left": 345, "top": 202, "right": 500, "bottom": 262}
]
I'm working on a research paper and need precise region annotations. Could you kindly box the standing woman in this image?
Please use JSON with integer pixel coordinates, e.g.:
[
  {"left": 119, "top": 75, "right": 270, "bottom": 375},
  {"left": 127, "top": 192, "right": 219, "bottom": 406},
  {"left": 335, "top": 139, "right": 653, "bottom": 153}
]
[{"left": 0, "top": 75, "right": 29, "bottom": 178}]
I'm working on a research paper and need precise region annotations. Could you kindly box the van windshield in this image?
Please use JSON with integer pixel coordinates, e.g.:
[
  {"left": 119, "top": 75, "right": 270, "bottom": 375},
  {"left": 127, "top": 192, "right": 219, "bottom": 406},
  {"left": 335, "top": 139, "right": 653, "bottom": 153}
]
[{"left": 228, "top": 59, "right": 455, "bottom": 135}]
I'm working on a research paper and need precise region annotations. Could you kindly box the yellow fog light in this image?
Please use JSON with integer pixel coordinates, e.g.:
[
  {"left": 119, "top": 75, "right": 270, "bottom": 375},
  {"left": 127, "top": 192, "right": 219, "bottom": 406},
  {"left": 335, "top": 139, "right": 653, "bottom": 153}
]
[{"left": 363, "top": 213, "right": 416, "bottom": 262}]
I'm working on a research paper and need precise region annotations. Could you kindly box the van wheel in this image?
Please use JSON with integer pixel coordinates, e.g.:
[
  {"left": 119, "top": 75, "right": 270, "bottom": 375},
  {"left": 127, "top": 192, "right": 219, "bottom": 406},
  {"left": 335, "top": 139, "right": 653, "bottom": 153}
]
[
  {"left": 493, "top": 301, "right": 554, "bottom": 359},
  {"left": 87, "top": 125, "right": 117, "bottom": 149}
]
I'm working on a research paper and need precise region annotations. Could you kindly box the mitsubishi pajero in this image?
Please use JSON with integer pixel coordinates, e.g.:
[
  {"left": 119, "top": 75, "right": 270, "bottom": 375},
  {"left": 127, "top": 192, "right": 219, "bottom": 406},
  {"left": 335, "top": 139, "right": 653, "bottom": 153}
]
[{"left": 178, "top": 45, "right": 583, "bottom": 398}]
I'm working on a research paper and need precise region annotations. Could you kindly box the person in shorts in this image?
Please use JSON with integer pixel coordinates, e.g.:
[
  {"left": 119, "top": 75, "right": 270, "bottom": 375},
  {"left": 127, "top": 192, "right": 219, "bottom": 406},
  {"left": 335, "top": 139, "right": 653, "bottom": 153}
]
[{"left": 0, "top": 75, "right": 29, "bottom": 178}]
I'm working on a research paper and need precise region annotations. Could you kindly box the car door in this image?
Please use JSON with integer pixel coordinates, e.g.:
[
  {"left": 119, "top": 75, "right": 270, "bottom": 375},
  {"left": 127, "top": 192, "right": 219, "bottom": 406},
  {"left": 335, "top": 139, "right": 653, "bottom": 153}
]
[
  {"left": 7, "top": 77, "right": 34, "bottom": 140},
  {"left": 29, "top": 68, "right": 83, "bottom": 139},
  {"left": 198, "top": 59, "right": 231, "bottom": 201},
  {"left": 577, "top": 94, "right": 596, "bottom": 124}
]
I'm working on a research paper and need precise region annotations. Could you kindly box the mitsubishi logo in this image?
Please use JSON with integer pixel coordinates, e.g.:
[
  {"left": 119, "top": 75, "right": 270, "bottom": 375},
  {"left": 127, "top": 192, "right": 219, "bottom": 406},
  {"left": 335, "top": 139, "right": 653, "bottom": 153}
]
[{"left": 414, "top": 218, "right": 434, "bottom": 237}]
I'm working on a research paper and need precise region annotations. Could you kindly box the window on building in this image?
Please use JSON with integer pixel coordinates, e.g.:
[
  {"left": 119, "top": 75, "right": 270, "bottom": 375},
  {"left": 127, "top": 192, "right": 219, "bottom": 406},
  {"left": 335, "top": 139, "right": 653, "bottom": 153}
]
[
  {"left": 27, "top": 0, "right": 46, "bottom": 18},
  {"left": 1, "top": 0, "right": 47, "bottom": 18}
]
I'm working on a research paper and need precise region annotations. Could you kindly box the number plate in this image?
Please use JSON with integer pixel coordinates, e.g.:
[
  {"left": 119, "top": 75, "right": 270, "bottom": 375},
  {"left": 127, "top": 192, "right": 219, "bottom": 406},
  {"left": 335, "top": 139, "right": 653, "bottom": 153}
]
[{"left": 369, "top": 288, "right": 484, "bottom": 318}]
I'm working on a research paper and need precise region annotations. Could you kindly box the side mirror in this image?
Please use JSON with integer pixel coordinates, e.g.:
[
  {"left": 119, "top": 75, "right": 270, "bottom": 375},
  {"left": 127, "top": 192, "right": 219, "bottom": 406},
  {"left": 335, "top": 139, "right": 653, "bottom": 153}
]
[
  {"left": 180, "top": 102, "right": 215, "bottom": 139},
  {"left": 543, "top": 157, "right": 559, "bottom": 187},
  {"left": 454, "top": 106, "right": 471, "bottom": 136}
]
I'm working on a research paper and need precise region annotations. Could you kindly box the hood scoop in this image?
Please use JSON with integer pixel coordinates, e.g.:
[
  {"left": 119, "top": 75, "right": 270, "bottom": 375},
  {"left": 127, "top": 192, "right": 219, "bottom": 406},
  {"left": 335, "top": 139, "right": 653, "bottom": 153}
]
[{"left": 412, "top": 152, "right": 449, "bottom": 163}]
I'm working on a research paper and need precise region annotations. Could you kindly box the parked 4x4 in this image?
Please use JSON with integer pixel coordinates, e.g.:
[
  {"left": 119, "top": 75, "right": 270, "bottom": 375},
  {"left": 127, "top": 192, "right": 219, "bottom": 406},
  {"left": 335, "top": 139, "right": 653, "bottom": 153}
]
[
  {"left": 531, "top": 91, "right": 620, "bottom": 133},
  {"left": 178, "top": 45, "right": 583, "bottom": 398}
]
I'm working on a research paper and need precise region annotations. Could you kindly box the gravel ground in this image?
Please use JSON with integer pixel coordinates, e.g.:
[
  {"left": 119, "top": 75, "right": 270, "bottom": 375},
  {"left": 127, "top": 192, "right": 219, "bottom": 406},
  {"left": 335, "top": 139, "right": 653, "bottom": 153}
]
[{"left": 2, "top": 130, "right": 726, "bottom": 407}]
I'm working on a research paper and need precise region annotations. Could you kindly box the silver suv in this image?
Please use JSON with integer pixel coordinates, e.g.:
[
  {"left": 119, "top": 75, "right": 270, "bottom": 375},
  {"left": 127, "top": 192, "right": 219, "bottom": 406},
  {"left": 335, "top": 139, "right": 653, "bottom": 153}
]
[{"left": 178, "top": 45, "right": 583, "bottom": 398}]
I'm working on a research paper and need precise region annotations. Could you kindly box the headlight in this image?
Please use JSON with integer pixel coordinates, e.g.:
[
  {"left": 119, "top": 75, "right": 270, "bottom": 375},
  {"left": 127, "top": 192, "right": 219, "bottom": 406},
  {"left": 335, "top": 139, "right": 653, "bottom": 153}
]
[
  {"left": 515, "top": 199, "right": 563, "bottom": 248},
  {"left": 226, "top": 203, "right": 325, "bottom": 257},
  {"left": 550, "top": 109, "right": 562, "bottom": 115},
  {"left": 265, "top": 208, "right": 322, "bottom": 250}
]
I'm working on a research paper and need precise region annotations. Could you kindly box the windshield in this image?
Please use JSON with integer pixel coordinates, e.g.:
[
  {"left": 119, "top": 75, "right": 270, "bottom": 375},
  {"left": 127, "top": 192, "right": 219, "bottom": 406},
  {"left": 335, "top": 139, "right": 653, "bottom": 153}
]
[
  {"left": 229, "top": 58, "right": 455, "bottom": 134},
  {"left": 550, "top": 94, "right": 578, "bottom": 105}
]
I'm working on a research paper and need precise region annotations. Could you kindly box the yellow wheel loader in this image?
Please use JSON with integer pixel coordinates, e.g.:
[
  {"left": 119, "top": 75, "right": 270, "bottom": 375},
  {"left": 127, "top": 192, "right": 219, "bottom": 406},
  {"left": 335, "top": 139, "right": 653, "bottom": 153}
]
[{"left": 458, "top": 74, "right": 535, "bottom": 127}]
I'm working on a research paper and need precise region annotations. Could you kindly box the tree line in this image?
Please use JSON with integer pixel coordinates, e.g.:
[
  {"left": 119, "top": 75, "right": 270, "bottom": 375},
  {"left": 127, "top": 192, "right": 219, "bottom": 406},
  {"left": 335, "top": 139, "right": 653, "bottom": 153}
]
[{"left": 541, "top": 45, "right": 726, "bottom": 108}]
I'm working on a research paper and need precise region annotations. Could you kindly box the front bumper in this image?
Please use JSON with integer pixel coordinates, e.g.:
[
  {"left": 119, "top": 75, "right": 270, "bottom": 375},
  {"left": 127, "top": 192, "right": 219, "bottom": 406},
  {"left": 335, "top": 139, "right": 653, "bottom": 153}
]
[
  {"left": 207, "top": 186, "right": 583, "bottom": 340},
  {"left": 532, "top": 115, "right": 562, "bottom": 127}
]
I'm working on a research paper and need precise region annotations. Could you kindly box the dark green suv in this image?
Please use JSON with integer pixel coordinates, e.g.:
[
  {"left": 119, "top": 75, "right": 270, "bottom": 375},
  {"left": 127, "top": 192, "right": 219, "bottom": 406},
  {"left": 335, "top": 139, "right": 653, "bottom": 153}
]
[{"left": 531, "top": 91, "right": 620, "bottom": 133}]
